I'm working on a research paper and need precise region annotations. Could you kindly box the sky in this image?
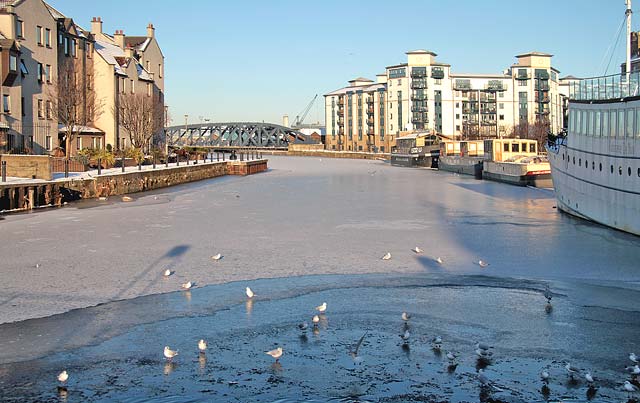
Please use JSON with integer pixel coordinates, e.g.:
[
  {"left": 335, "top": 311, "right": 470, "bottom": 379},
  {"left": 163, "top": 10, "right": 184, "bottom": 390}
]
[{"left": 49, "top": 0, "right": 630, "bottom": 126}]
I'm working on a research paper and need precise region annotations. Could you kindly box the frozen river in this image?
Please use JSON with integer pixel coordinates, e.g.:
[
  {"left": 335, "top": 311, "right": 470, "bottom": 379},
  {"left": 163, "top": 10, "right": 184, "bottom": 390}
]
[{"left": 0, "top": 156, "right": 639, "bottom": 402}]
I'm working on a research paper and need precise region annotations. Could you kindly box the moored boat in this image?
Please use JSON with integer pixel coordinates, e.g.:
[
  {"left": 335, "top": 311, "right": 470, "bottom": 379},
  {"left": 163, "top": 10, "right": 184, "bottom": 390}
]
[
  {"left": 438, "top": 140, "right": 485, "bottom": 178},
  {"left": 482, "top": 139, "right": 552, "bottom": 187},
  {"left": 390, "top": 131, "right": 440, "bottom": 167}
]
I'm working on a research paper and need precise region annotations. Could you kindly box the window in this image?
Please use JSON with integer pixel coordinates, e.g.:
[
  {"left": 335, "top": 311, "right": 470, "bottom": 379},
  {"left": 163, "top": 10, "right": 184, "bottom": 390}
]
[
  {"left": 58, "top": 32, "right": 63, "bottom": 46},
  {"left": 86, "top": 42, "right": 92, "bottom": 58},
  {"left": 46, "top": 100, "right": 52, "bottom": 119},
  {"left": 45, "top": 136, "right": 52, "bottom": 151},
  {"left": 519, "top": 80, "right": 526, "bottom": 86},
  {"left": 130, "top": 79, "right": 134, "bottom": 93},
  {"left": 499, "top": 103, "right": 504, "bottom": 109},
  {"left": 146, "top": 60, "right": 150, "bottom": 70},
  {"left": 71, "top": 39, "right": 77, "bottom": 57},
  {"left": 503, "top": 143, "right": 509, "bottom": 152},
  {"left": 626, "top": 109, "right": 634, "bottom": 137},
  {"left": 16, "top": 19, "right": 23, "bottom": 38},
  {"left": 64, "top": 37, "right": 69, "bottom": 56},
  {"left": 37, "top": 99, "right": 43, "bottom": 118},
  {"left": 594, "top": 110, "right": 601, "bottom": 137},
  {"left": 434, "top": 79, "right": 442, "bottom": 85},
  {"left": 512, "top": 143, "right": 520, "bottom": 152},
  {"left": 529, "top": 143, "right": 536, "bottom": 153},
  {"left": 21, "top": 96, "right": 24, "bottom": 116},
  {"left": 2, "top": 94, "right": 10, "bottom": 113},
  {"left": 158, "top": 63, "right": 163, "bottom": 78},
  {"left": 147, "top": 82, "right": 152, "bottom": 96},
  {"left": 9, "top": 55, "right": 17, "bottom": 72},
  {"left": 636, "top": 109, "right": 640, "bottom": 137},
  {"left": 37, "top": 63, "right": 43, "bottom": 82},
  {"left": 499, "top": 114, "right": 504, "bottom": 120},
  {"left": 610, "top": 110, "right": 617, "bottom": 137},
  {"left": 77, "top": 137, "right": 81, "bottom": 150},
  {"left": 618, "top": 109, "right": 624, "bottom": 138},
  {"left": 456, "top": 125, "right": 460, "bottom": 131},
  {"left": 44, "top": 64, "right": 51, "bottom": 83},
  {"left": 602, "top": 110, "right": 609, "bottom": 137},
  {"left": 36, "top": 26, "right": 43, "bottom": 45},
  {"left": 455, "top": 114, "right": 460, "bottom": 119},
  {"left": 45, "top": 28, "right": 51, "bottom": 47}
]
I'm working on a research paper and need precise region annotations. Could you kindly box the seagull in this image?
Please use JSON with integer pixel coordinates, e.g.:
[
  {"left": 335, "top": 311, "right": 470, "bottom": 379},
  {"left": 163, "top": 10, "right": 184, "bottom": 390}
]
[
  {"left": 246, "top": 287, "right": 254, "bottom": 299},
  {"left": 631, "top": 353, "right": 639, "bottom": 364},
  {"left": 164, "top": 346, "right": 178, "bottom": 361},
  {"left": 477, "top": 260, "right": 489, "bottom": 268},
  {"left": 315, "top": 302, "right": 327, "bottom": 313},
  {"left": 198, "top": 339, "right": 207, "bottom": 352},
  {"left": 57, "top": 370, "right": 68, "bottom": 383},
  {"left": 401, "top": 312, "right": 411, "bottom": 321},
  {"left": 475, "top": 348, "right": 493, "bottom": 359},
  {"left": 35, "top": 263, "right": 40, "bottom": 269},
  {"left": 541, "top": 369, "right": 550, "bottom": 382},
  {"left": 211, "top": 253, "right": 222, "bottom": 261},
  {"left": 265, "top": 347, "right": 283, "bottom": 362},
  {"left": 477, "top": 369, "right": 490, "bottom": 387},
  {"left": 432, "top": 336, "right": 443, "bottom": 350},
  {"left": 181, "top": 281, "right": 193, "bottom": 290},
  {"left": 565, "top": 363, "right": 580, "bottom": 379},
  {"left": 585, "top": 372, "right": 594, "bottom": 383},
  {"left": 400, "top": 329, "right": 410, "bottom": 344},
  {"left": 381, "top": 252, "right": 391, "bottom": 260},
  {"left": 122, "top": 196, "right": 133, "bottom": 202},
  {"left": 543, "top": 285, "right": 552, "bottom": 303},
  {"left": 298, "top": 322, "right": 309, "bottom": 331},
  {"left": 446, "top": 351, "right": 457, "bottom": 362},
  {"left": 412, "top": 247, "right": 423, "bottom": 254},
  {"left": 163, "top": 269, "right": 173, "bottom": 277},
  {"left": 624, "top": 380, "right": 638, "bottom": 394},
  {"left": 626, "top": 365, "right": 640, "bottom": 375},
  {"left": 475, "top": 342, "right": 492, "bottom": 351},
  {"left": 349, "top": 332, "right": 367, "bottom": 362},
  {"left": 312, "top": 315, "right": 320, "bottom": 327},
  {"left": 98, "top": 196, "right": 107, "bottom": 201},
  {"left": 435, "top": 257, "right": 444, "bottom": 264}
]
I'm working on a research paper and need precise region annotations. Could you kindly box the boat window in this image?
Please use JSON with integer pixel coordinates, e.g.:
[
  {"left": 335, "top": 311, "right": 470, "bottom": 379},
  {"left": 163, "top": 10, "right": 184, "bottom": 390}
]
[
  {"left": 602, "top": 111, "right": 609, "bottom": 137},
  {"left": 626, "top": 109, "right": 634, "bottom": 138},
  {"left": 628, "top": 167, "right": 632, "bottom": 176},
  {"left": 570, "top": 109, "right": 576, "bottom": 133},
  {"left": 575, "top": 110, "right": 582, "bottom": 135},
  {"left": 521, "top": 142, "right": 527, "bottom": 152},
  {"left": 618, "top": 110, "right": 625, "bottom": 138},
  {"left": 599, "top": 163, "right": 602, "bottom": 171},
  {"left": 619, "top": 166, "right": 623, "bottom": 175},
  {"left": 512, "top": 143, "right": 520, "bottom": 152},
  {"left": 581, "top": 110, "right": 588, "bottom": 135},
  {"left": 636, "top": 109, "right": 640, "bottom": 137},
  {"left": 610, "top": 110, "right": 617, "bottom": 137},
  {"left": 529, "top": 143, "right": 536, "bottom": 153},
  {"left": 594, "top": 110, "right": 601, "bottom": 137},
  {"left": 587, "top": 110, "right": 594, "bottom": 136},
  {"left": 503, "top": 143, "right": 509, "bottom": 152},
  {"left": 592, "top": 161, "right": 595, "bottom": 170}
]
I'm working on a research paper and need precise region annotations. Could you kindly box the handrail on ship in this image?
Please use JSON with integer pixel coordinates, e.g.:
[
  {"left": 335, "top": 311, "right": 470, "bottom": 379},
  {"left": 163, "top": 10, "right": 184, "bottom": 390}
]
[{"left": 570, "top": 71, "right": 640, "bottom": 101}]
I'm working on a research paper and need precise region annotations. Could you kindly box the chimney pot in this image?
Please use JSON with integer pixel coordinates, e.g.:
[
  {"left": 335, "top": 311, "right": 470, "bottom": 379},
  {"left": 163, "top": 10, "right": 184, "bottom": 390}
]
[{"left": 91, "top": 16, "right": 103, "bottom": 35}]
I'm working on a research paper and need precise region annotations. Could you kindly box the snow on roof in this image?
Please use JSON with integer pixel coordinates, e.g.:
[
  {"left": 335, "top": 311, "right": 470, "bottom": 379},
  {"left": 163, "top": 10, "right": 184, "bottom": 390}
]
[
  {"left": 95, "top": 39, "right": 128, "bottom": 75},
  {"left": 58, "top": 125, "right": 104, "bottom": 134},
  {"left": 136, "top": 62, "right": 154, "bottom": 81},
  {"left": 325, "top": 82, "right": 386, "bottom": 96},
  {"left": 125, "top": 36, "right": 151, "bottom": 51}
]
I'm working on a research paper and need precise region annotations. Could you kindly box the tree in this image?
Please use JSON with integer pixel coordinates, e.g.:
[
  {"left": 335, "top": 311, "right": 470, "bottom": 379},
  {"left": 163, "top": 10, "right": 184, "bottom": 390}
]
[
  {"left": 508, "top": 119, "right": 550, "bottom": 149},
  {"left": 117, "top": 91, "right": 164, "bottom": 152},
  {"left": 47, "top": 58, "right": 102, "bottom": 159}
]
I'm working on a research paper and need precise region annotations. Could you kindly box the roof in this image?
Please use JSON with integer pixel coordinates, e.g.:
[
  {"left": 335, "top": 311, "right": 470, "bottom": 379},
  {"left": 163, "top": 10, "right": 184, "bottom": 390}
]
[
  {"left": 125, "top": 36, "right": 151, "bottom": 51},
  {"left": 348, "top": 77, "right": 373, "bottom": 83},
  {"left": 95, "top": 39, "right": 129, "bottom": 75},
  {"left": 450, "top": 73, "right": 509, "bottom": 79},
  {"left": 58, "top": 125, "right": 104, "bottom": 134},
  {"left": 385, "top": 63, "right": 408, "bottom": 69},
  {"left": 406, "top": 49, "right": 437, "bottom": 56},
  {"left": 136, "top": 62, "right": 154, "bottom": 81},
  {"left": 515, "top": 51, "right": 553, "bottom": 58},
  {"left": 396, "top": 131, "right": 432, "bottom": 140},
  {"left": 324, "top": 82, "right": 386, "bottom": 96},
  {"left": 560, "top": 75, "right": 580, "bottom": 80}
]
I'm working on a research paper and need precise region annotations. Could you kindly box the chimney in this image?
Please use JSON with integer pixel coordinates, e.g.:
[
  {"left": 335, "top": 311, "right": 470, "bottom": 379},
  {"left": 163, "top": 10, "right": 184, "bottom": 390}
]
[
  {"left": 124, "top": 45, "right": 135, "bottom": 59},
  {"left": 146, "top": 23, "right": 155, "bottom": 38},
  {"left": 114, "top": 29, "right": 125, "bottom": 49},
  {"left": 91, "top": 17, "right": 102, "bottom": 35}
]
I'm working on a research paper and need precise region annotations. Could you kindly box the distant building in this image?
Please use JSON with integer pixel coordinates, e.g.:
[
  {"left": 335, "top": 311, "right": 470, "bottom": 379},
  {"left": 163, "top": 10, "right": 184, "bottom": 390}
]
[{"left": 325, "top": 50, "right": 570, "bottom": 152}]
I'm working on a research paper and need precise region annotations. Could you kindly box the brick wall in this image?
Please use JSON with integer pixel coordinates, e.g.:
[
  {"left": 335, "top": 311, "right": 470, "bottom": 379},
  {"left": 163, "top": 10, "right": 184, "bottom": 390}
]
[{"left": 0, "top": 155, "right": 53, "bottom": 180}]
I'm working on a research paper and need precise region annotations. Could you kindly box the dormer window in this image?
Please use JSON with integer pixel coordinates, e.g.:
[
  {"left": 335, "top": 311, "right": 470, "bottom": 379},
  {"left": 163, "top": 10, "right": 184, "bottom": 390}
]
[{"left": 16, "top": 20, "right": 23, "bottom": 39}]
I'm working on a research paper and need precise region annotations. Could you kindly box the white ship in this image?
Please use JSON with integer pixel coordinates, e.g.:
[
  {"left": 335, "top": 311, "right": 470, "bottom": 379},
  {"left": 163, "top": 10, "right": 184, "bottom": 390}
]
[{"left": 546, "top": 0, "right": 640, "bottom": 236}]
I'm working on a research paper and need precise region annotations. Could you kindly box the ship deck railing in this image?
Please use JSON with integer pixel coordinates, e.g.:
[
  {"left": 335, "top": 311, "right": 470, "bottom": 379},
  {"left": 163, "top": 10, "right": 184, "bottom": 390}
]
[{"left": 569, "top": 71, "right": 640, "bottom": 101}]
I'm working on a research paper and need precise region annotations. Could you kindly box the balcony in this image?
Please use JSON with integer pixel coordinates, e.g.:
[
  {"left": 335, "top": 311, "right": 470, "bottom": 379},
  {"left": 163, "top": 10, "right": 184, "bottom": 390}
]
[
  {"left": 411, "top": 92, "right": 427, "bottom": 100},
  {"left": 411, "top": 70, "right": 427, "bottom": 79},
  {"left": 367, "top": 117, "right": 374, "bottom": 126},
  {"left": 367, "top": 128, "right": 375, "bottom": 135},
  {"left": 515, "top": 73, "right": 530, "bottom": 80},
  {"left": 481, "top": 108, "right": 497, "bottom": 114},
  {"left": 536, "top": 109, "right": 550, "bottom": 115},
  {"left": 366, "top": 97, "right": 374, "bottom": 104},
  {"left": 367, "top": 106, "right": 375, "bottom": 114},
  {"left": 338, "top": 117, "right": 344, "bottom": 125},
  {"left": 538, "top": 96, "right": 550, "bottom": 103},
  {"left": 431, "top": 69, "right": 444, "bottom": 79},
  {"left": 536, "top": 83, "right": 550, "bottom": 91},
  {"left": 462, "top": 108, "right": 478, "bottom": 114},
  {"left": 337, "top": 98, "right": 345, "bottom": 106},
  {"left": 337, "top": 109, "right": 344, "bottom": 117},
  {"left": 481, "top": 120, "right": 497, "bottom": 126},
  {"left": 411, "top": 79, "right": 427, "bottom": 89},
  {"left": 411, "top": 106, "right": 428, "bottom": 113},
  {"left": 485, "top": 81, "right": 506, "bottom": 91}
]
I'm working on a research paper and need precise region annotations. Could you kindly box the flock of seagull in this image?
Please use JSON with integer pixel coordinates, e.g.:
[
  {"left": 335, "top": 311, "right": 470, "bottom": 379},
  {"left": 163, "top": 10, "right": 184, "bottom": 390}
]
[{"left": 53, "top": 247, "right": 640, "bottom": 401}]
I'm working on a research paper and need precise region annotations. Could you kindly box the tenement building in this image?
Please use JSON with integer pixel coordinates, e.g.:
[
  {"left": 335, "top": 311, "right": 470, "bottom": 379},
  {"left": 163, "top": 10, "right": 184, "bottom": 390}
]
[
  {"left": 0, "top": 0, "right": 164, "bottom": 155},
  {"left": 324, "top": 50, "right": 567, "bottom": 152}
]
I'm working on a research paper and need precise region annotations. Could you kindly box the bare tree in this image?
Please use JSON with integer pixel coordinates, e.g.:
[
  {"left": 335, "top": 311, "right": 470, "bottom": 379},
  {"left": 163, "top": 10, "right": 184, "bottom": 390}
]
[
  {"left": 117, "top": 91, "right": 164, "bottom": 152},
  {"left": 509, "top": 119, "right": 550, "bottom": 149},
  {"left": 47, "top": 58, "right": 102, "bottom": 159}
]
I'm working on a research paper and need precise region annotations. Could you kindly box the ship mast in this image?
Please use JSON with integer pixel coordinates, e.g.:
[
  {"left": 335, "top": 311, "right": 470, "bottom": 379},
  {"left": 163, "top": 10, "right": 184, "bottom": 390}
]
[{"left": 627, "top": 0, "right": 633, "bottom": 77}]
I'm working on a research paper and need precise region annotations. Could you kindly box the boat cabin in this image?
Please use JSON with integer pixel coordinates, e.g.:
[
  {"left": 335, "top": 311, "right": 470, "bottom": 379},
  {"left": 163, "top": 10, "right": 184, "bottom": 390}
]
[
  {"left": 483, "top": 139, "right": 538, "bottom": 162},
  {"left": 440, "top": 140, "right": 484, "bottom": 157},
  {"left": 390, "top": 131, "right": 440, "bottom": 167}
]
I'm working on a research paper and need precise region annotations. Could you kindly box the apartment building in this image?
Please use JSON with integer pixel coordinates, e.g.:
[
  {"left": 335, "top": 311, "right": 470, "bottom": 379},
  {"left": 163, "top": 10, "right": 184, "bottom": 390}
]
[
  {"left": 0, "top": 0, "right": 164, "bottom": 155},
  {"left": 325, "top": 50, "right": 568, "bottom": 151}
]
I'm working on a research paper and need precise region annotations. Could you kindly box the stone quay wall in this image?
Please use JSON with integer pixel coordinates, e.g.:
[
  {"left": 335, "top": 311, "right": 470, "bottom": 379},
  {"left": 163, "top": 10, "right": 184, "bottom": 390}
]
[{"left": 0, "top": 155, "right": 53, "bottom": 180}]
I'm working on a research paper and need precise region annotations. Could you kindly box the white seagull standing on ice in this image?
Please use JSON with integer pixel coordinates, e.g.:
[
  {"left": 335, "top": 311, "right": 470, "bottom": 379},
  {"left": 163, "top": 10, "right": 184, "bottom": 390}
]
[
  {"left": 540, "top": 369, "right": 549, "bottom": 382},
  {"left": 315, "top": 302, "right": 327, "bottom": 313},
  {"left": 477, "top": 260, "right": 489, "bottom": 268},
  {"left": 181, "top": 281, "right": 193, "bottom": 290},
  {"left": 382, "top": 252, "right": 391, "bottom": 260},
  {"left": 198, "top": 339, "right": 207, "bottom": 352},
  {"left": 246, "top": 287, "right": 254, "bottom": 298},
  {"left": 435, "top": 257, "right": 444, "bottom": 264},
  {"left": 164, "top": 346, "right": 179, "bottom": 361},
  {"left": 412, "top": 247, "right": 423, "bottom": 254},
  {"left": 57, "top": 370, "right": 68, "bottom": 383},
  {"left": 630, "top": 352, "right": 639, "bottom": 363},
  {"left": 312, "top": 315, "right": 320, "bottom": 327},
  {"left": 265, "top": 347, "right": 283, "bottom": 362},
  {"left": 585, "top": 372, "right": 594, "bottom": 383},
  {"left": 163, "top": 269, "right": 173, "bottom": 277},
  {"left": 399, "top": 329, "right": 410, "bottom": 344},
  {"left": 211, "top": 253, "right": 222, "bottom": 261},
  {"left": 624, "top": 380, "right": 638, "bottom": 395},
  {"left": 401, "top": 312, "right": 411, "bottom": 321},
  {"left": 565, "top": 363, "right": 580, "bottom": 379}
]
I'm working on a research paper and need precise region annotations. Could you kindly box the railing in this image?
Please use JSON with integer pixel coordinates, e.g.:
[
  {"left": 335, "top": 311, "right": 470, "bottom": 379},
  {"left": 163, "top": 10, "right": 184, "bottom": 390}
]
[
  {"left": 569, "top": 71, "right": 640, "bottom": 101},
  {"left": 411, "top": 80, "right": 427, "bottom": 89}
]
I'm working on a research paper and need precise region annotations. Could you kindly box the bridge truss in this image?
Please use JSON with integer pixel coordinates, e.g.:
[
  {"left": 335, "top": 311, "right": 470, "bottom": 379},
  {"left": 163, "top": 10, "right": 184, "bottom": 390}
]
[{"left": 165, "top": 122, "right": 315, "bottom": 149}]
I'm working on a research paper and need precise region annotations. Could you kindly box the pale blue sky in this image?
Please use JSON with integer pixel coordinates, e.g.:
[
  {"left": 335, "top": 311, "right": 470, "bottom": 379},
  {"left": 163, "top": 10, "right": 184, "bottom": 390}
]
[{"left": 49, "top": 0, "right": 627, "bottom": 125}]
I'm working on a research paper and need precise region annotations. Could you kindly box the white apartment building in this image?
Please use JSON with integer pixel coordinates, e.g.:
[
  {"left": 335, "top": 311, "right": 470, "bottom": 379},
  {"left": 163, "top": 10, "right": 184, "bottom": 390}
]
[{"left": 325, "top": 50, "right": 569, "bottom": 152}]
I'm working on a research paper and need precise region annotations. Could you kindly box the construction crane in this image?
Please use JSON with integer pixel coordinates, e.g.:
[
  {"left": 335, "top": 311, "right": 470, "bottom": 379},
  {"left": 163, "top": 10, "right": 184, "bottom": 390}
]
[{"left": 293, "top": 94, "right": 318, "bottom": 128}]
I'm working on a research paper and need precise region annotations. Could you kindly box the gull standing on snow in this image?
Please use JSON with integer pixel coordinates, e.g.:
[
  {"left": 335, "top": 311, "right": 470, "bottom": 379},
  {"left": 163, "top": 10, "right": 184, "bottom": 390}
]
[
  {"left": 435, "top": 257, "right": 444, "bottom": 264},
  {"left": 315, "top": 302, "right": 327, "bottom": 313},
  {"left": 477, "top": 260, "right": 489, "bottom": 268},
  {"left": 349, "top": 332, "right": 367, "bottom": 363},
  {"left": 381, "top": 252, "right": 391, "bottom": 260},
  {"left": 181, "top": 281, "right": 193, "bottom": 290},
  {"left": 432, "top": 336, "right": 442, "bottom": 350},
  {"left": 163, "top": 269, "right": 173, "bottom": 277},
  {"left": 630, "top": 353, "right": 639, "bottom": 364},
  {"left": 540, "top": 369, "right": 550, "bottom": 382},
  {"left": 265, "top": 347, "right": 283, "bottom": 362},
  {"left": 624, "top": 380, "right": 638, "bottom": 395},
  {"left": 626, "top": 365, "right": 640, "bottom": 375},
  {"left": 312, "top": 315, "right": 320, "bottom": 327},
  {"left": 412, "top": 247, "right": 423, "bottom": 254},
  {"left": 565, "top": 363, "right": 580, "bottom": 379},
  {"left": 164, "top": 346, "right": 179, "bottom": 361},
  {"left": 246, "top": 287, "right": 254, "bottom": 299},
  {"left": 400, "top": 329, "right": 410, "bottom": 344},
  {"left": 211, "top": 253, "right": 222, "bottom": 261},
  {"left": 198, "top": 339, "right": 207, "bottom": 353},
  {"left": 585, "top": 372, "right": 594, "bottom": 383},
  {"left": 446, "top": 351, "right": 457, "bottom": 362},
  {"left": 401, "top": 312, "right": 411, "bottom": 321}
]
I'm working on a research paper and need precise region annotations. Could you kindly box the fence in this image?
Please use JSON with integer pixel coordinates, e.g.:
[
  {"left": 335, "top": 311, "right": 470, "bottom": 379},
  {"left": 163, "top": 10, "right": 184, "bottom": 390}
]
[{"left": 52, "top": 158, "right": 87, "bottom": 173}]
